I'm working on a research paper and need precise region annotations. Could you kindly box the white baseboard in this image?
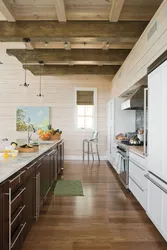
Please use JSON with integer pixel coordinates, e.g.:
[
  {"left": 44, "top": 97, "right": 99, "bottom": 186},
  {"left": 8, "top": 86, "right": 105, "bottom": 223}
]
[{"left": 64, "top": 155, "right": 107, "bottom": 161}]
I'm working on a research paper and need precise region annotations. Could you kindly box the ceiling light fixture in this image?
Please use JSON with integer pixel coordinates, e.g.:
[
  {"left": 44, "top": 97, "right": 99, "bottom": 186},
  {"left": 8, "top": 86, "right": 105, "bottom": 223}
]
[
  {"left": 64, "top": 41, "right": 71, "bottom": 50},
  {"left": 102, "top": 41, "right": 110, "bottom": 50},
  {"left": 37, "top": 61, "right": 44, "bottom": 97},
  {"left": 20, "top": 38, "right": 30, "bottom": 87},
  {"left": 45, "top": 41, "right": 49, "bottom": 47}
]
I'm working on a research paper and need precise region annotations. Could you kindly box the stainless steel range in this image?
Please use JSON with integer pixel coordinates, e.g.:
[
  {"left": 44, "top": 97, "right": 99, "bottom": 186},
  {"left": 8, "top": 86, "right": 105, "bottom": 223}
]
[{"left": 116, "top": 143, "right": 129, "bottom": 189}]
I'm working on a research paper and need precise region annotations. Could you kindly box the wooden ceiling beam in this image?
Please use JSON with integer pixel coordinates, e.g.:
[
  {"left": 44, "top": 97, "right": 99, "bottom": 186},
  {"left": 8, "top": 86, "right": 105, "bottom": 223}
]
[
  {"left": 109, "top": 0, "right": 125, "bottom": 22},
  {"left": 55, "top": 0, "right": 66, "bottom": 22},
  {"left": 24, "top": 65, "right": 119, "bottom": 76},
  {"left": 7, "top": 49, "right": 130, "bottom": 65},
  {"left": 0, "top": 0, "right": 15, "bottom": 22},
  {"left": 0, "top": 21, "right": 148, "bottom": 42},
  {"left": 33, "top": 41, "right": 134, "bottom": 50}
]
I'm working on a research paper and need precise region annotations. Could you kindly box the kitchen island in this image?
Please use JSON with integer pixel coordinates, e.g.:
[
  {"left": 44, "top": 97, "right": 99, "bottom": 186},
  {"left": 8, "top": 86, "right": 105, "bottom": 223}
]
[{"left": 0, "top": 139, "right": 64, "bottom": 250}]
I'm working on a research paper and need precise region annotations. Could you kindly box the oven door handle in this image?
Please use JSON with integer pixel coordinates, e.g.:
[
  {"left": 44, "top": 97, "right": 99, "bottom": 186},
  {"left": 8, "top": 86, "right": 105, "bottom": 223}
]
[{"left": 117, "top": 151, "right": 127, "bottom": 161}]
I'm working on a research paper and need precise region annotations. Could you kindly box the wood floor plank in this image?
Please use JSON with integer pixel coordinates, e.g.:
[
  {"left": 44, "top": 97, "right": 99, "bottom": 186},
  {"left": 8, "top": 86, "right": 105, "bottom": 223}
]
[{"left": 22, "top": 161, "right": 167, "bottom": 250}]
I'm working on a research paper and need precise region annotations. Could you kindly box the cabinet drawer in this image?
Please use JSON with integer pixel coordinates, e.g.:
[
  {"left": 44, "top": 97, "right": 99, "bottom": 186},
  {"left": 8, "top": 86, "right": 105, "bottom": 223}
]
[
  {"left": 11, "top": 187, "right": 26, "bottom": 214},
  {"left": 129, "top": 175, "right": 146, "bottom": 210},
  {"left": 11, "top": 221, "right": 27, "bottom": 250},
  {"left": 129, "top": 159, "right": 147, "bottom": 189},
  {"left": 147, "top": 177, "right": 162, "bottom": 228},
  {"left": 129, "top": 151, "right": 147, "bottom": 168},
  {"left": 11, "top": 205, "right": 25, "bottom": 235},
  {"left": 25, "top": 161, "right": 37, "bottom": 181},
  {"left": 8, "top": 171, "right": 25, "bottom": 194}
]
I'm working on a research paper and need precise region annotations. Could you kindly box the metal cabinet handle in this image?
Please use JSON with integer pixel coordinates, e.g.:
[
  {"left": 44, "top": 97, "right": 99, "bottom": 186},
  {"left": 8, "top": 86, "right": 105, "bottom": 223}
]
[
  {"left": 11, "top": 222, "right": 27, "bottom": 249},
  {"left": 27, "top": 161, "right": 37, "bottom": 170},
  {"left": 11, "top": 187, "right": 26, "bottom": 204},
  {"left": 11, "top": 205, "right": 26, "bottom": 226},
  {"left": 144, "top": 88, "right": 148, "bottom": 156},
  {"left": 129, "top": 158, "right": 145, "bottom": 171},
  {"left": 47, "top": 150, "right": 55, "bottom": 156},
  {"left": 145, "top": 174, "right": 167, "bottom": 194},
  {"left": 9, "top": 170, "right": 25, "bottom": 184},
  {"left": 38, "top": 155, "right": 45, "bottom": 161},
  {"left": 9, "top": 188, "right": 12, "bottom": 250},
  {"left": 129, "top": 175, "right": 144, "bottom": 192},
  {"left": 35, "top": 172, "right": 40, "bottom": 220}
]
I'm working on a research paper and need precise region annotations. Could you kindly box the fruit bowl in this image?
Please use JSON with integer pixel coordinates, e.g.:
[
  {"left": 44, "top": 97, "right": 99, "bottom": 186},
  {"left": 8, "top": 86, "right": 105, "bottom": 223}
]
[{"left": 40, "top": 136, "right": 51, "bottom": 141}]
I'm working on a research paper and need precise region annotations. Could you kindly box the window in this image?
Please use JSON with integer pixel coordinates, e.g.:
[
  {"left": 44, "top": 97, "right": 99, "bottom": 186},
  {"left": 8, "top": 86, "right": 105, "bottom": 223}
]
[{"left": 75, "top": 88, "right": 97, "bottom": 130}]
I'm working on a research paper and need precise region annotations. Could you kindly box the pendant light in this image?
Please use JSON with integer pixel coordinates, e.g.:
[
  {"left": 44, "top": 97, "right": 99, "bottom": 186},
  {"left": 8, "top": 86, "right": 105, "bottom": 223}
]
[
  {"left": 20, "top": 38, "right": 30, "bottom": 87},
  {"left": 37, "top": 61, "right": 44, "bottom": 97}
]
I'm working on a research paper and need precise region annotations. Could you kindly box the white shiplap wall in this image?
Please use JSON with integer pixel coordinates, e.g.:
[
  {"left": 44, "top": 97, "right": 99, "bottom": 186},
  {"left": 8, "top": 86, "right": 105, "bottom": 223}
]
[
  {"left": 0, "top": 43, "right": 111, "bottom": 159},
  {"left": 111, "top": 0, "right": 167, "bottom": 97}
]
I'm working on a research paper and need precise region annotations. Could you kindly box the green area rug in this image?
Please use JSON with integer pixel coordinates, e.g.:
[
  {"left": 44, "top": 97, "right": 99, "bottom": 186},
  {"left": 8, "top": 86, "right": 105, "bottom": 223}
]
[{"left": 54, "top": 180, "right": 84, "bottom": 196}]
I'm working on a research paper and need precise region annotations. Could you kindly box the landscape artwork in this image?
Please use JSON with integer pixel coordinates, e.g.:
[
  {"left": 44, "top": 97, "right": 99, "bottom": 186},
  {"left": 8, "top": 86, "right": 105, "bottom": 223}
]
[{"left": 16, "top": 106, "right": 50, "bottom": 131}]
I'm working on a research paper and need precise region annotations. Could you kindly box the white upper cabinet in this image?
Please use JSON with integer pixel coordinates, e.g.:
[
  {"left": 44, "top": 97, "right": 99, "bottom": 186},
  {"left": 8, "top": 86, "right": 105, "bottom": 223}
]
[
  {"left": 148, "top": 60, "right": 167, "bottom": 182},
  {"left": 161, "top": 61, "right": 167, "bottom": 182}
]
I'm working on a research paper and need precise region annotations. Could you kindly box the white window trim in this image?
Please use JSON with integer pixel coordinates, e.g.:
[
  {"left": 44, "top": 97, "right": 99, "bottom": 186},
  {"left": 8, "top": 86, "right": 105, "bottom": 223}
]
[{"left": 74, "top": 87, "right": 97, "bottom": 132}]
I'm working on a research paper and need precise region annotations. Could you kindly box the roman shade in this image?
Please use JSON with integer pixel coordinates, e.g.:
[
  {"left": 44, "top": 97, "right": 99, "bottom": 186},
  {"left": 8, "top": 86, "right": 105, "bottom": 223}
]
[{"left": 76, "top": 91, "right": 94, "bottom": 105}]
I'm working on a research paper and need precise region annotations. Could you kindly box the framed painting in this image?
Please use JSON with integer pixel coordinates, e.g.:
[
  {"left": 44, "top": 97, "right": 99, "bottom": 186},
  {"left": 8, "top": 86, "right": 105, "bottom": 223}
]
[{"left": 16, "top": 106, "right": 50, "bottom": 131}]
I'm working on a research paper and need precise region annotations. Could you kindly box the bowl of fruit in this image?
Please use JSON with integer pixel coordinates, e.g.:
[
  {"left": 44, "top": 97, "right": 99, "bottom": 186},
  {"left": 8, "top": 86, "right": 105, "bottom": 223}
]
[
  {"left": 37, "top": 129, "right": 52, "bottom": 141},
  {"left": 37, "top": 125, "right": 62, "bottom": 141}
]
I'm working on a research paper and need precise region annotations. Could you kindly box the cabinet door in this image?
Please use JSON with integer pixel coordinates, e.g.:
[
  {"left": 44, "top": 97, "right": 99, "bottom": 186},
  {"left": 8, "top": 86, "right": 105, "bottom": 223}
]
[
  {"left": 50, "top": 153, "right": 54, "bottom": 185},
  {"left": 162, "top": 192, "right": 167, "bottom": 240},
  {"left": 23, "top": 174, "right": 35, "bottom": 238},
  {"left": 148, "top": 66, "right": 163, "bottom": 177},
  {"left": 40, "top": 154, "right": 51, "bottom": 202},
  {"left": 53, "top": 150, "right": 58, "bottom": 181},
  {"left": 0, "top": 185, "right": 3, "bottom": 250},
  {"left": 147, "top": 178, "right": 163, "bottom": 228},
  {"left": 161, "top": 60, "right": 167, "bottom": 182},
  {"left": 60, "top": 141, "right": 64, "bottom": 170},
  {"left": 57, "top": 144, "right": 61, "bottom": 175}
]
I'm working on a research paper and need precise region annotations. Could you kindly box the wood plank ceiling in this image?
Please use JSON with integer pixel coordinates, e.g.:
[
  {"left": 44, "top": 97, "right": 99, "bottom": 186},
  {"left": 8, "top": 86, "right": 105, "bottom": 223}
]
[{"left": 0, "top": 0, "right": 163, "bottom": 76}]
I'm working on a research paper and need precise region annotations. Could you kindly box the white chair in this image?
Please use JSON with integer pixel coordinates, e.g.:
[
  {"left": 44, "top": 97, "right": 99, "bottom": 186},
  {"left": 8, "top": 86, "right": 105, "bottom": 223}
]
[{"left": 83, "top": 131, "right": 100, "bottom": 162}]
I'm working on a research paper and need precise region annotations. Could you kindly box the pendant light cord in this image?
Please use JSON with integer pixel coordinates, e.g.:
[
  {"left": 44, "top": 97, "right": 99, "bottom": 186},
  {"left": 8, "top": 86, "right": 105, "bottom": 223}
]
[
  {"left": 37, "top": 61, "right": 44, "bottom": 97},
  {"left": 40, "top": 63, "right": 42, "bottom": 95},
  {"left": 24, "top": 46, "right": 27, "bottom": 84}
]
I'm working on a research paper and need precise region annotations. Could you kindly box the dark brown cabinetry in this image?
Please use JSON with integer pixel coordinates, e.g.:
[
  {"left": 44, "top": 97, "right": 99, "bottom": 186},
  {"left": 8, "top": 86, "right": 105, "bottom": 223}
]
[
  {"left": 2, "top": 170, "right": 26, "bottom": 250},
  {"left": 0, "top": 140, "right": 63, "bottom": 250},
  {"left": 58, "top": 140, "right": 64, "bottom": 175},
  {"left": 23, "top": 161, "right": 36, "bottom": 238},
  {"left": 40, "top": 154, "right": 51, "bottom": 202},
  {"left": 0, "top": 185, "right": 3, "bottom": 250}
]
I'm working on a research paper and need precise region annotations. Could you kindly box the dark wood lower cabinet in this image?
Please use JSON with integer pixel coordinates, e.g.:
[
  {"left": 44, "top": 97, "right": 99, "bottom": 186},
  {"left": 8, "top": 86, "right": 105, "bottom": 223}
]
[
  {"left": 0, "top": 185, "right": 3, "bottom": 250},
  {"left": 57, "top": 140, "right": 64, "bottom": 175},
  {"left": 40, "top": 154, "right": 51, "bottom": 203},
  {"left": 0, "top": 140, "right": 64, "bottom": 250},
  {"left": 23, "top": 167, "right": 36, "bottom": 239}
]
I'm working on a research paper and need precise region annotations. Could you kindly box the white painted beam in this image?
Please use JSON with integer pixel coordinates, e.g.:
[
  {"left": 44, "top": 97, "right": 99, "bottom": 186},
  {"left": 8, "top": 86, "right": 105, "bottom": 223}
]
[
  {"left": 109, "top": 0, "right": 125, "bottom": 22},
  {"left": 0, "top": 0, "right": 15, "bottom": 22},
  {"left": 55, "top": 0, "right": 66, "bottom": 22}
]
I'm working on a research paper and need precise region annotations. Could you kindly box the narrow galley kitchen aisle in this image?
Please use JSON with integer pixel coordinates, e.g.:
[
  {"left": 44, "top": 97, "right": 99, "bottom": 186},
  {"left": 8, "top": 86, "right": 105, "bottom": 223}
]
[{"left": 22, "top": 161, "right": 167, "bottom": 250}]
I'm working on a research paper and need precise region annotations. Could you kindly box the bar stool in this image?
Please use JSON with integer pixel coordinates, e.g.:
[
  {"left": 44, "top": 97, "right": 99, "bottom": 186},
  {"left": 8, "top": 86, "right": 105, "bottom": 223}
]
[{"left": 83, "top": 131, "right": 100, "bottom": 162}]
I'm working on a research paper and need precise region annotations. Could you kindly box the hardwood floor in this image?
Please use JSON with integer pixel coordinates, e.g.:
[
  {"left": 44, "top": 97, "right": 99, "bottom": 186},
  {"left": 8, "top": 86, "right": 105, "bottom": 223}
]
[{"left": 22, "top": 160, "right": 167, "bottom": 250}]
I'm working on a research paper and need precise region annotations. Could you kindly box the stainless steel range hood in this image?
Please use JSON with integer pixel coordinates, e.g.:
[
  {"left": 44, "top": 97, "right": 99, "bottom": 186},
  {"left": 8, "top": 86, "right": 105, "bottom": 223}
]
[{"left": 121, "top": 86, "right": 145, "bottom": 110}]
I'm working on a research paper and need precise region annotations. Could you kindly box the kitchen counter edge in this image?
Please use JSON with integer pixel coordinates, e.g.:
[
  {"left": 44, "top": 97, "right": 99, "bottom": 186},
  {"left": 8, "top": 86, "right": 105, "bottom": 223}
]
[{"left": 0, "top": 139, "right": 63, "bottom": 184}]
